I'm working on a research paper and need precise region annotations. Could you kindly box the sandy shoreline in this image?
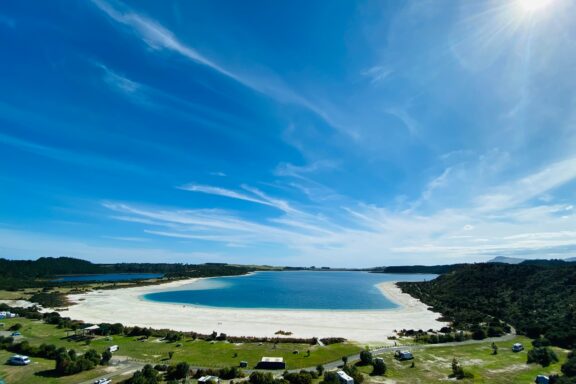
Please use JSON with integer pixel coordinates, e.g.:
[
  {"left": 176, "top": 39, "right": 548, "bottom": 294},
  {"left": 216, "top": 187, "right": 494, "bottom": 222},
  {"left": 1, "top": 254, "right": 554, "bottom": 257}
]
[{"left": 58, "top": 278, "right": 446, "bottom": 343}]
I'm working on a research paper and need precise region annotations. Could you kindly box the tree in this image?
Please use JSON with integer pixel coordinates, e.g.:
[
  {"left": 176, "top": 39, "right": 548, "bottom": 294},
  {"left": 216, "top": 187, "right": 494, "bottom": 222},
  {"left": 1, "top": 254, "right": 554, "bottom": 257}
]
[
  {"left": 528, "top": 347, "right": 559, "bottom": 367},
  {"left": 101, "top": 350, "right": 112, "bottom": 365},
  {"left": 341, "top": 356, "right": 348, "bottom": 365},
  {"left": 9, "top": 323, "right": 22, "bottom": 331},
  {"left": 561, "top": 356, "right": 576, "bottom": 377},
  {"left": 371, "top": 358, "right": 386, "bottom": 375},
  {"left": 322, "top": 372, "right": 340, "bottom": 384},
  {"left": 342, "top": 364, "right": 364, "bottom": 384},
  {"left": 450, "top": 358, "right": 473, "bottom": 380},
  {"left": 359, "top": 350, "right": 373, "bottom": 365},
  {"left": 316, "top": 364, "right": 324, "bottom": 376},
  {"left": 168, "top": 351, "right": 174, "bottom": 360},
  {"left": 249, "top": 371, "right": 276, "bottom": 384}
]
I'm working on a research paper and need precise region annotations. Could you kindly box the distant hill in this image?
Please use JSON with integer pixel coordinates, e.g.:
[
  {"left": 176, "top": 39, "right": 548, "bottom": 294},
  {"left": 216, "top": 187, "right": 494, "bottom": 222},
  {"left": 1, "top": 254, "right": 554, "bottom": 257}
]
[
  {"left": 487, "top": 256, "right": 526, "bottom": 264},
  {"left": 488, "top": 256, "right": 576, "bottom": 266},
  {"left": 371, "top": 264, "right": 468, "bottom": 274},
  {"left": 398, "top": 263, "right": 576, "bottom": 349},
  {"left": 0, "top": 257, "right": 255, "bottom": 290},
  {"left": 0, "top": 257, "right": 104, "bottom": 279}
]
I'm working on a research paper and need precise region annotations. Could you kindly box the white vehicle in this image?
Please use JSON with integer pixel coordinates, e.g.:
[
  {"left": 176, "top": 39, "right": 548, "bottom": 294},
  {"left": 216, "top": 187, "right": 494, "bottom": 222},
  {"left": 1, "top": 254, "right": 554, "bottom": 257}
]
[
  {"left": 512, "top": 343, "right": 524, "bottom": 352},
  {"left": 8, "top": 355, "right": 31, "bottom": 365},
  {"left": 94, "top": 378, "right": 112, "bottom": 384},
  {"left": 93, "top": 378, "right": 112, "bottom": 384},
  {"left": 107, "top": 345, "right": 119, "bottom": 352}
]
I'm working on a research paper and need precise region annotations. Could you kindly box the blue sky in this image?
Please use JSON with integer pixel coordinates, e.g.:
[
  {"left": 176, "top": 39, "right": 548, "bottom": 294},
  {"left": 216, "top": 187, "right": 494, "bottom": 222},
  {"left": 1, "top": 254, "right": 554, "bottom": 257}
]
[{"left": 1, "top": 0, "right": 575, "bottom": 266}]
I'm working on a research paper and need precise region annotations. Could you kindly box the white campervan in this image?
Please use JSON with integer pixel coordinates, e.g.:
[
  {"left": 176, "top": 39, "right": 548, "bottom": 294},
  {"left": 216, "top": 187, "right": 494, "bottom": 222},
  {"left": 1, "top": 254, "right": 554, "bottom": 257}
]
[
  {"left": 8, "top": 355, "right": 31, "bottom": 365},
  {"left": 107, "top": 345, "right": 119, "bottom": 352}
]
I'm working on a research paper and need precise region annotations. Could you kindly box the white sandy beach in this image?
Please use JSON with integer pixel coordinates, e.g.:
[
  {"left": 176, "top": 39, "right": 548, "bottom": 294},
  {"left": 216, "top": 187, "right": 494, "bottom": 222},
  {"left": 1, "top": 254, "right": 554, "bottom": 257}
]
[{"left": 57, "top": 278, "right": 446, "bottom": 343}]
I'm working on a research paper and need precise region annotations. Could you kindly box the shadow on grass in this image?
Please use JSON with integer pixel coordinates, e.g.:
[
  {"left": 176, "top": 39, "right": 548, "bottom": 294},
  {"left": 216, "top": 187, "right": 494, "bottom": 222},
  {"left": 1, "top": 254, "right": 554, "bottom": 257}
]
[{"left": 34, "top": 369, "right": 66, "bottom": 378}]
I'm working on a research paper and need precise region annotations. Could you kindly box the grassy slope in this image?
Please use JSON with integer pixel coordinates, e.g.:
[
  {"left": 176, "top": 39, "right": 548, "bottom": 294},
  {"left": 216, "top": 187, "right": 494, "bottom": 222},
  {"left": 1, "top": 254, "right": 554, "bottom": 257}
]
[
  {"left": 360, "top": 336, "right": 567, "bottom": 383},
  {"left": 0, "top": 317, "right": 360, "bottom": 383}
]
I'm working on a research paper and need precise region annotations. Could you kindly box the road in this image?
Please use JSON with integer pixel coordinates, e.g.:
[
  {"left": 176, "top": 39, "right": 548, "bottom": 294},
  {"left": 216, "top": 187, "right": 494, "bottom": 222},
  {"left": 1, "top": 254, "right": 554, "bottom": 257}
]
[{"left": 76, "top": 358, "right": 143, "bottom": 384}]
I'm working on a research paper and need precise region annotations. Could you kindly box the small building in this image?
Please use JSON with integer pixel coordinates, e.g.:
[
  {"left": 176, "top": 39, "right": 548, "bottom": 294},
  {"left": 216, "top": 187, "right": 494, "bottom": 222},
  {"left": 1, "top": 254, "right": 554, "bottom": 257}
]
[
  {"left": 77, "top": 324, "right": 100, "bottom": 336},
  {"left": 535, "top": 375, "right": 549, "bottom": 384},
  {"left": 512, "top": 343, "right": 524, "bottom": 352},
  {"left": 198, "top": 375, "right": 220, "bottom": 383},
  {"left": 256, "top": 357, "right": 286, "bottom": 370},
  {"left": 336, "top": 370, "right": 354, "bottom": 384},
  {"left": 394, "top": 350, "right": 414, "bottom": 361}
]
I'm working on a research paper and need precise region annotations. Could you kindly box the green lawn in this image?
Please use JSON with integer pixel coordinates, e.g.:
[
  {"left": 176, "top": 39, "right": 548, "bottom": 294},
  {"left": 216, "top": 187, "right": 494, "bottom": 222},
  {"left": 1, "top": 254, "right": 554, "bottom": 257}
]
[
  {"left": 0, "top": 317, "right": 361, "bottom": 371},
  {"left": 2, "top": 317, "right": 570, "bottom": 384},
  {"left": 0, "top": 349, "right": 109, "bottom": 384},
  {"left": 359, "top": 336, "right": 567, "bottom": 383}
]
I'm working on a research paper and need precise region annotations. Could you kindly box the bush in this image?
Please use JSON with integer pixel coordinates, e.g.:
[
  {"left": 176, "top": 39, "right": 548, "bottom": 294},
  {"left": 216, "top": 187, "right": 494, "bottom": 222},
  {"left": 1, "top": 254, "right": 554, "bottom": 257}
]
[
  {"left": 283, "top": 371, "right": 313, "bottom": 384},
  {"left": 371, "top": 358, "right": 386, "bottom": 375},
  {"left": 101, "top": 350, "right": 112, "bottom": 365},
  {"left": 342, "top": 364, "right": 364, "bottom": 384},
  {"left": 561, "top": 356, "right": 576, "bottom": 377},
  {"left": 166, "top": 362, "right": 190, "bottom": 380},
  {"left": 359, "top": 350, "right": 373, "bottom": 366},
  {"left": 528, "top": 347, "right": 559, "bottom": 367},
  {"left": 8, "top": 323, "right": 22, "bottom": 331},
  {"left": 322, "top": 372, "right": 339, "bottom": 384},
  {"left": 450, "top": 358, "right": 474, "bottom": 380}
]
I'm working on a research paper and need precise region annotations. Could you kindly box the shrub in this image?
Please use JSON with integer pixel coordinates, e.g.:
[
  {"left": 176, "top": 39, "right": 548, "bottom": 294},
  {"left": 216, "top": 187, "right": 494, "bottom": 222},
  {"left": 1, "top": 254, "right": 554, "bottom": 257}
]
[
  {"left": 359, "top": 350, "right": 373, "bottom": 365},
  {"left": 528, "top": 347, "right": 559, "bottom": 367},
  {"left": 371, "top": 358, "right": 386, "bottom": 375}
]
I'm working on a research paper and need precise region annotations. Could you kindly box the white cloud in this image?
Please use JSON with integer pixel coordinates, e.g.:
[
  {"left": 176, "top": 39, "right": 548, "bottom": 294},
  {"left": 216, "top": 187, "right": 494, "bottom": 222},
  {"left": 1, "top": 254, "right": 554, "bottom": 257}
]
[{"left": 362, "top": 65, "right": 394, "bottom": 84}]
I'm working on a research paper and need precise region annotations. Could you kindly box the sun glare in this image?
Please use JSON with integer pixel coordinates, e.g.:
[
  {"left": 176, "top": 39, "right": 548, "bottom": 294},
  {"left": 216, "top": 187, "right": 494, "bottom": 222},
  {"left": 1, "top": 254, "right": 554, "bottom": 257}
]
[{"left": 518, "top": 0, "right": 553, "bottom": 13}]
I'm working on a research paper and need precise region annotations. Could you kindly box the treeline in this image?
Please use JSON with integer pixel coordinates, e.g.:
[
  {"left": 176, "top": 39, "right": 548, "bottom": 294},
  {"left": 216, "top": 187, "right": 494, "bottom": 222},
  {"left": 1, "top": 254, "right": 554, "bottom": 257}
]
[
  {"left": 398, "top": 263, "right": 576, "bottom": 349},
  {"left": 0, "top": 256, "right": 256, "bottom": 290},
  {"left": 371, "top": 264, "right": 468, "bottom": 274}
]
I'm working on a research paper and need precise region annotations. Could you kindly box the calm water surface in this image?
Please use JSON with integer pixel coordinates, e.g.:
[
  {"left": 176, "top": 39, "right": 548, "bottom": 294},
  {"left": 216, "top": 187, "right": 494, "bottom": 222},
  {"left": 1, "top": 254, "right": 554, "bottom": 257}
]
[
  {"left": 143, "top": 271, "right": 435, "bottom": 310},
  {"left": 55, "top": 273, "right": 163, "bottom": 282}
]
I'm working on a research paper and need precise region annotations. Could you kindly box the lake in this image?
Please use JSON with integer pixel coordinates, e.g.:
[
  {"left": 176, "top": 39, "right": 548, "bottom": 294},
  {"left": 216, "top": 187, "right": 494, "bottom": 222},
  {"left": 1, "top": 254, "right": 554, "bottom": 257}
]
[
  {"left": 55, "top": 273, "right": 163, "bottom": 282},
  {"left": 143, "top": 271, "right": 436, "bottom": 310}
]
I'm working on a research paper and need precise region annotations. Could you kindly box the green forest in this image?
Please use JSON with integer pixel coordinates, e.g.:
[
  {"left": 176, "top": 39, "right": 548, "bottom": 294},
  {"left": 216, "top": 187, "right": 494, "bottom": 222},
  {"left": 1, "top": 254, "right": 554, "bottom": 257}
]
[{"left": 398, "top": 263, "right": 576, "bottom": 349}]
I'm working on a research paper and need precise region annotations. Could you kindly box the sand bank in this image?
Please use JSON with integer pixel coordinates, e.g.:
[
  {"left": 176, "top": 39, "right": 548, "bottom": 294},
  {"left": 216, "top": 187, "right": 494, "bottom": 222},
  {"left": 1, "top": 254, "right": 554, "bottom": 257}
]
[{"left": 58, "top": 279, "right": 445, "bottom": 343}]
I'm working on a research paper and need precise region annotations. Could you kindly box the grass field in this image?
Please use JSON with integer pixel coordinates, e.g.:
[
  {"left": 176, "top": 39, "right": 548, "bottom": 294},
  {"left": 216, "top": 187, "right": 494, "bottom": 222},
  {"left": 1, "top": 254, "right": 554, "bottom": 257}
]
[
  {"left": 358, "top": 336, "right": 567, "bottom": 383},
  {"left": 0, "top": 349, "right": 111, "bottom": 384},
  {"left": 0, "top": 317, "right": 361, "bottom": 383},
  {"left": 0, "top": 318, "right": 571, "bottom": 384}
]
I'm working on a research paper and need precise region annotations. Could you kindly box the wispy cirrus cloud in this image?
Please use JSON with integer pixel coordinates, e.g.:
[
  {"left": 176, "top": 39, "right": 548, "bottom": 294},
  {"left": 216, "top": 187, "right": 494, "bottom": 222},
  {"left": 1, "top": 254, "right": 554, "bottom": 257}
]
[
  {"left": 178, "top": 184, "right": 299, "bottom": 214},
  {"left": 0, "top": 132, "right": 147, "bottom": 174},
  {"left": 99, "top": 152, "right": 576, "bottom": 266},
  {"left": 90, "top": 0, "right": 340, "bottom": 128}
]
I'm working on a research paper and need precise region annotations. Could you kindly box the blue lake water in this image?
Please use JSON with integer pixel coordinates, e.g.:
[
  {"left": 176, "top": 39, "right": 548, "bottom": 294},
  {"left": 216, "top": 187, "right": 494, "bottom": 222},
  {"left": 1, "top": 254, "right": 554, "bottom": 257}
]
[
  {"left": 55, "top": 273, "right": 163, "bottom": 282},
  {"left": 143, "top": 271, "right": 436, "bottom": 310}
]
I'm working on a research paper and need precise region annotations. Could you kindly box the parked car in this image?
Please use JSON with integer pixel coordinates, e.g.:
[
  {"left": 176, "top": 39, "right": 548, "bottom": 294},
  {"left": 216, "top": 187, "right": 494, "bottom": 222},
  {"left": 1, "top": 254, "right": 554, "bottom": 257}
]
[
  {"left": 394, "top": 350, "right": 414, "bottom": 361},
  {"left": 8, "top": 355, "right": 31, "bottom": 365},
  {"left": 107, "top": 345, "right": 119, "bottom": 352},
  {"left": 11, "top": 331, "right": 21, "bottom": 337},
  {"left": 93, "top": 378, "right": 112, "bottom": 384},
  {"left": 512, "top": 343, "right": 524, "bottom": 352},
  {"left": 535, "top": 375, "right": 549, "bottom": 384}
]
